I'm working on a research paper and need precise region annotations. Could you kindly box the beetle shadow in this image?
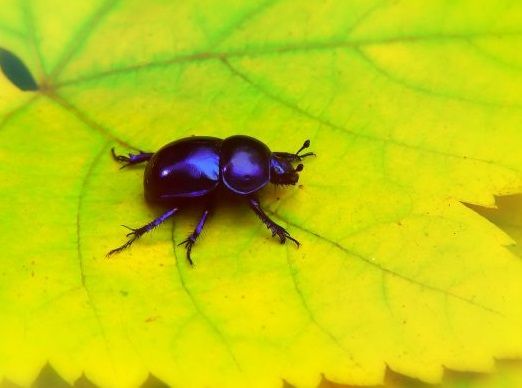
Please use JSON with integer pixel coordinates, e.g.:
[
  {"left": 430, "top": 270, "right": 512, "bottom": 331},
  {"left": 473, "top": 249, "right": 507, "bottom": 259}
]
[
  {"left": 134, "top": 184, "right": 295, "bottom": 260},
  {"left": 143, "top": 187, "right": 249, "bottom": 234}
]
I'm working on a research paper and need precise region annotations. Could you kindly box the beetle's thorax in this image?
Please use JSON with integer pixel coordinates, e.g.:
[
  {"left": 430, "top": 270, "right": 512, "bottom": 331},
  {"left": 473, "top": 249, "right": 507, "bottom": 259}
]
[{"left": 220, "top": 135, "right": 271, "bottom": 195}]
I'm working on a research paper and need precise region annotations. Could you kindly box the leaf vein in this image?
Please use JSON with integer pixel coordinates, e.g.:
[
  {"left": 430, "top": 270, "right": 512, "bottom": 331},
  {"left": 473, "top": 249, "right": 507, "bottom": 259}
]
[
  {"left": 45, "top": 92, "right": 140, "bottom": 150},
  {"left": 171, "top": 226, "right": 242, "bottom": 372},
  {"left": 268, "top": 210, "right": 502, "bottom": 316},
  {"left": 466, "top": 40, "right": 522, "bottom": 72},
  {"left": 207, "top": 0, "right": 281, "bottom": 49},
  {"left": 283, "top": 243, "right": 360, "bottom": 365},
  {"left": 352, "top": 46, "right": 518, "bottom": 108},
  {"left": 76, "top": 141, "right": 116, "bottom": 375},
  {"left": 220, "top": 57, "right": 521, "bottom": 174},
  {"left": 20, "top": 0, "right": 46, "bottom": 77},
  {"left": 53, "top": 30, "right": 522, "bottom": 88},
  {"left": 51, "top": 0, "right": 121, "bottom": 80},
  {"left": 0, "top": 96, "right": 38, "bottom": 132}
]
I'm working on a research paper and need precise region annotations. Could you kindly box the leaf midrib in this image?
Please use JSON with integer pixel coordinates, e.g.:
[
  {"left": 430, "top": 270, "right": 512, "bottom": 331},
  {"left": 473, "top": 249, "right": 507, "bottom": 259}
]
[{"left": 52, "top": 29, "right": 522, "bottom": 89}]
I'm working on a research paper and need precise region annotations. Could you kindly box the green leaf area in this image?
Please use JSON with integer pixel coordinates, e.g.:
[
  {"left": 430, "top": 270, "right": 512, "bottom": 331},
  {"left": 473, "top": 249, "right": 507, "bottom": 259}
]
[{"left": 1, "top": 1, "right": 522, "bottom": 387}]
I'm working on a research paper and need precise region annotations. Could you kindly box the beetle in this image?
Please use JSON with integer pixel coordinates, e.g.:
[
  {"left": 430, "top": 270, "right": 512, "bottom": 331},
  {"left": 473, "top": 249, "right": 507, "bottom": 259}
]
[{"left": 108, "top": 135, "right": 314, "bottom": 264}]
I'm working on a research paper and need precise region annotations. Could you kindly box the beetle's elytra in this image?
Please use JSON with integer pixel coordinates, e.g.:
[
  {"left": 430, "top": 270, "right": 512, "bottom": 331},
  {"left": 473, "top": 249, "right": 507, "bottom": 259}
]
[{"left": 108, "top": 135, "right": 315, "bottom": 264}]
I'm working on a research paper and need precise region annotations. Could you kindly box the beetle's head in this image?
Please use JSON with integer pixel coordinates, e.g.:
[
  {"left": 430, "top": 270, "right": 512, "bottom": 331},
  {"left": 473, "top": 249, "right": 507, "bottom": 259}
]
[
  {"left": 270, "top": 156, "right": 303, "bottom": 185},
  {"left": 269, "top": 139, "right": 314, "bottom": 185}
]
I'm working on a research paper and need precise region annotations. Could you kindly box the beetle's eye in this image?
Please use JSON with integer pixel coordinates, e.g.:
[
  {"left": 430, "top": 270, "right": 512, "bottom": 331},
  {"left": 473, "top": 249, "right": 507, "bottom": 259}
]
[{"left": 295, "top": 164, "right": 303, "bottom": 172}]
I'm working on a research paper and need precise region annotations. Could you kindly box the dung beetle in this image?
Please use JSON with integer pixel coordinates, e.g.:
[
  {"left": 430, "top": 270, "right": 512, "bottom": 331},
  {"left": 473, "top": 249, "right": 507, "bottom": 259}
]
[{"left": 108, "top": 135, "right": 314, "bottom": 264}]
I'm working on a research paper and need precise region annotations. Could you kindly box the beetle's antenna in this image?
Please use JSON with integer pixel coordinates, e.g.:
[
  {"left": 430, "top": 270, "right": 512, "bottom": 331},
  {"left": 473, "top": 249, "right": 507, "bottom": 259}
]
[
  {"left": 272, "top": 140, "right": 315, "bottom": 162},
  {"left": 296, "top": 140, "right": 315, "bottom": 159},
  {"left": 296, "top": 140, "right": 310, "bottom": 155}
]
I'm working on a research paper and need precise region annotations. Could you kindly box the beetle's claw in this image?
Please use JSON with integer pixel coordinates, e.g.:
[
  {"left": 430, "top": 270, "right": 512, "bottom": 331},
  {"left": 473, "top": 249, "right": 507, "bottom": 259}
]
[
  {"left": 186, "top": 251, "right": 194, "bottom": 266},
  {"left": 110, "top": 147, "right": 119, "bottom": 160},
  {"left": 107, "top": 224, "right": 149, "bottom": 257},
  {"left": 112, "top": 148, "right": 141, "bottom": 169},
  {"left": 106, "top": 237, "right": 136, "bottom": 257},
  {"left": 178, "top": 236, "right": 196, "bottom": 265},
  {"left": 269, "top": 225, "right": 300, "bottom": 247},
  {"left": 287, "top": 234, "right": 300, "bottom": 247},
  {"left": 112, "top": 147, "right": 130, "bottom": 162},
  {"left": 120, "top": 225, "right": 144, "bottom": 238}
]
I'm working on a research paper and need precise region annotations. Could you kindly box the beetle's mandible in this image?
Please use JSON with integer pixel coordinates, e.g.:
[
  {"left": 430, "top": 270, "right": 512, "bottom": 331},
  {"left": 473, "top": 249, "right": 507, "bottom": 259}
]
[{"left": 108, "top": 135, "right": 315, "bottom": 264}]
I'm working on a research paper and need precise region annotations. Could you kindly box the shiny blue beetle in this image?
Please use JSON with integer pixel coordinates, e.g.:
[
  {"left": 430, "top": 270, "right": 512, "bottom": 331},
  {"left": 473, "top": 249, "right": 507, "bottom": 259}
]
[{"left": 109, "top": 135, "right": 314, "bottom": 264}]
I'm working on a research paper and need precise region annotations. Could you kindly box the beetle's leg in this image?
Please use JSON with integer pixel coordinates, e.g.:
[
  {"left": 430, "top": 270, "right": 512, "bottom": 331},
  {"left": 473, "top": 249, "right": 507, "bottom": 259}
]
[
  {"left": 178, "top": 207, "right": 212, "bottom": 265},
  {"left": 247, "top": 196, "right": 300, "bottom": 247},
  {"left": 111, "top": 147, "right": 154, "bottom": 168},
  {"left": 107, "top": 208, "right": 179, "bottom": 257}
]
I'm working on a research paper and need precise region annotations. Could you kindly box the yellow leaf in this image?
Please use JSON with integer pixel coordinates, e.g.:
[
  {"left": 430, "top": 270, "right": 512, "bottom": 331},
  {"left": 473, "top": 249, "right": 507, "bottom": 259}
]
[{"left": 1, "top": 1, "right": 522, "bottom": 387}]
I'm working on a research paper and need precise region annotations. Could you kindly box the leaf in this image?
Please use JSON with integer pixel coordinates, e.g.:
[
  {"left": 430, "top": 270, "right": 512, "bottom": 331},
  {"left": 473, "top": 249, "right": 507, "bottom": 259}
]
[
  {"left": 470, "top": 194, "right": 522, "bottom": 259},
  {"left": 1, "top": 1, "right": 522, "bottom": 387},
  {"left": 0, "top": 48, "right": 38, "bottom": 91},
  {"left": 320, "top": 361, "right": 522, "bottom": 388}
]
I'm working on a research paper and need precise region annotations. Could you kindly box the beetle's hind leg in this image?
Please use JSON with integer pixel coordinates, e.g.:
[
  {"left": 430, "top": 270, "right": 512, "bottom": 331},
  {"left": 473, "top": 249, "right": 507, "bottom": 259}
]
[
  {"left": 178, "top": 206, "right": 212, "bottom": 265},
  {"left": 107, "top": 208, "right": 179, "bottom": 256},
  {"left": 111, "top": 147, "right": 154, "bottom": 168}
]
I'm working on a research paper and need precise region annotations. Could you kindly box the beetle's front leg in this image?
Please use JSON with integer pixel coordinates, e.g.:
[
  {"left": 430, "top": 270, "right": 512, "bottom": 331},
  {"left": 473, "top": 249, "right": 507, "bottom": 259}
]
[
  {"left": 111, "top": 147, "right": 154, "bottom": 168},
  {"left": 247, "top": 196, "right": 299, "bottom": 246}
]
